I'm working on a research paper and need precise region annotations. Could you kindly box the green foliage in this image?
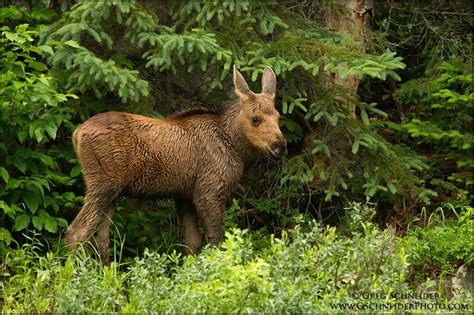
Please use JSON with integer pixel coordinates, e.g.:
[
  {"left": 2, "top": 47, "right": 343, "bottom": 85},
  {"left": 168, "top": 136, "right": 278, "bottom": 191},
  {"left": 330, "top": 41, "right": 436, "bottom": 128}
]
[
  {"left": 0, "top": 24, "right": 81, "bottom": 253},
  {"left": 111, "top": 199, "right": 178, "bottom": 256},
  {"left": 400, "top": 205, "right": 473, "bottom": 271},
  {"left": 34, "top": 0, "right": 423, "bottom": 209},
  {"left": 396, "top": 61, "right": 473, "bottom": 198},
  {"left": 141, "top": 29, "right": 232, "bottom": 83},
  {"left": 2, "top": 221, "right": 423, "bottom": 313},
  {"left": 377, "top": 2, "right": 472, "bottom": 71},
  {"left": 41, "top": 0, "right": 151, "bottom": 103},
  {"left": 1, "top": 3, "right": 472, "bottom": 312},
  {"left": 342, "top": 199, "right": 377, "bottom": 234},
  {"left": 0, "top": 4, "right": 57, "bottom": 24},
  {"left": 51, "top": 42, "right": 149, "bottom": 102},
  {"left": 303, "top": 103, "right": 435, "bottom": 203}
]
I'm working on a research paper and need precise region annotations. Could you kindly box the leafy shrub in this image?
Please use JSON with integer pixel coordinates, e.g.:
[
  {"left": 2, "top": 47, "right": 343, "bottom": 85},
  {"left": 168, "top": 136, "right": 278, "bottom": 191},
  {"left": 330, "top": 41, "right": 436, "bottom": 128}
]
[
  {"left": 399, "top": 205, "right": 473, "bottom": 271},
  {"left": 0, "top": 24, "right": 81, "bottom": 253},
  {"left": 3, "top": 219, "right": 415, "bottom": 313},
  {"left": 3, "top": 202, "right": 472, "bottom": 313}
]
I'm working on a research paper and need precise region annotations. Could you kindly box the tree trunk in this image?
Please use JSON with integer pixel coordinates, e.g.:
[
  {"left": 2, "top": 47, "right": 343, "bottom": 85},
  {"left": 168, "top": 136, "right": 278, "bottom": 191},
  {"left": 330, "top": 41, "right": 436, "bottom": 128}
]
[
  {"left": 327, "top": 0, "right": 373, "bottom": 117},
  {"left": 304, "top": 1, "right": 374, "bottom": 191}
]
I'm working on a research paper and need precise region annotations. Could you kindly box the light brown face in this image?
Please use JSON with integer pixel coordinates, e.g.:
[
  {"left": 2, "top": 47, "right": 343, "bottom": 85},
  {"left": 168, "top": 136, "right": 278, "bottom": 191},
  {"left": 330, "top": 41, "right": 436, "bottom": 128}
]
[{"left": 234, "top": 66, "right": 287, "bottom": 159}]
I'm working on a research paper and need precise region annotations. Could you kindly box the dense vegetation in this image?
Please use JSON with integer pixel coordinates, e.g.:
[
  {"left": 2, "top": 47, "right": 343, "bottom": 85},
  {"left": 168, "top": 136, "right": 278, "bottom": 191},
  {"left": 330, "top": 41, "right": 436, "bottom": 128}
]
[{"left": 1, "top": 1, "right": 472, "bottom": 312}]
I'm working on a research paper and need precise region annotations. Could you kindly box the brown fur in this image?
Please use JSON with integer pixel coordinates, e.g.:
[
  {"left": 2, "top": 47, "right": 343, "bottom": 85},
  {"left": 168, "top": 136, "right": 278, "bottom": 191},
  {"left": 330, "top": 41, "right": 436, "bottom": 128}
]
[{"left": 65, "top": 66, "right": 287, "bottom": 263}]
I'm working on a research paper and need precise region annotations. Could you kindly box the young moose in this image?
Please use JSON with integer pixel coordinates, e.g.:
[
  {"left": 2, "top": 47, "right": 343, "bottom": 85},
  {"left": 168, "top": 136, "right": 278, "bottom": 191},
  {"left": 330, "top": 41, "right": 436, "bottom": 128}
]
[{"left": 65, "top": 66, "right": 287, "bottom": 263}]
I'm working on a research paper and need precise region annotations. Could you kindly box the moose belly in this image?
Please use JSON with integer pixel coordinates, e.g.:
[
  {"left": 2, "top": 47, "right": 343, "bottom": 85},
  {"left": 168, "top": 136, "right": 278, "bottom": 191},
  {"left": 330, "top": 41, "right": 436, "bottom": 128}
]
[{"left": 122, "top": 156, "right": 196, "bottom": 199}]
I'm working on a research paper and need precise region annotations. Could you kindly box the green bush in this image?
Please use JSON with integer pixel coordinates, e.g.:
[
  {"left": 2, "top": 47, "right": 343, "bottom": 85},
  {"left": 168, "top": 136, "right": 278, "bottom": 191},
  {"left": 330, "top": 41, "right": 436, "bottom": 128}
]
[
  {"left": 2, "top": 219, "right": 417, "bottom": 313},
  {"left": 0, "top": 23, "right": 81, "bottom": 254},
  {"left": 399, "top": 205, "right": 473, "bottom": 271}
]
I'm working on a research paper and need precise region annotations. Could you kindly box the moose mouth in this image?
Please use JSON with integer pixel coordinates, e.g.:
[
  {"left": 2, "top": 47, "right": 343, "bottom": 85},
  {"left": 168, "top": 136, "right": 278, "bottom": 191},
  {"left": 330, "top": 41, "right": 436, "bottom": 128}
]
[{"left": 266, "top": 147, "right": 284, "bottom": 160}]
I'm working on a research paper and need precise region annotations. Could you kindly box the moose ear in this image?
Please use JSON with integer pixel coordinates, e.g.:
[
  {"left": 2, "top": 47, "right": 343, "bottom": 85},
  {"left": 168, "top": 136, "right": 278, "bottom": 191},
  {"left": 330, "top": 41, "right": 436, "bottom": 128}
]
[
  {"left": 233, "top": 65, "right": 251, "bottom": 98},
  {"left": 262, "top": 67, "right": 276, "bottom": 98}
]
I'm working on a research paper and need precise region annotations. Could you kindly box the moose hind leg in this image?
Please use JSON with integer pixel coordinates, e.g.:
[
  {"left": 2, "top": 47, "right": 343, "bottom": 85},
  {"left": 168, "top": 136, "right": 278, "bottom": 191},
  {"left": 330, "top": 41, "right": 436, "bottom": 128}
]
[
  {"left": 94, "top": 205, "right": 115, "bottom": 264},
  {"left": 65, "top": 190, "right": 117, "bottom": 254},
  {"left": 176, "top": 199, "right": 202, "bottom": 254}
]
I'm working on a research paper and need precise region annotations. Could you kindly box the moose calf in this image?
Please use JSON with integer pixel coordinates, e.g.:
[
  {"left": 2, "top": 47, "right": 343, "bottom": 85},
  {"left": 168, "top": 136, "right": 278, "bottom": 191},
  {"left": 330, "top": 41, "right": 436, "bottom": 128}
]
[{"left": 65, "top": 66, "right": 287, "bottom": 263}]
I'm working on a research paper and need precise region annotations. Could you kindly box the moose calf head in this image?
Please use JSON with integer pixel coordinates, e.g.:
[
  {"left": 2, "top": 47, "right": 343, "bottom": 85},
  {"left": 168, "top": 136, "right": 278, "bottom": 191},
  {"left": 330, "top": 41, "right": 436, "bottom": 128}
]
[{"left": 233, "top": 66, "right": 287, "bottom": 159}]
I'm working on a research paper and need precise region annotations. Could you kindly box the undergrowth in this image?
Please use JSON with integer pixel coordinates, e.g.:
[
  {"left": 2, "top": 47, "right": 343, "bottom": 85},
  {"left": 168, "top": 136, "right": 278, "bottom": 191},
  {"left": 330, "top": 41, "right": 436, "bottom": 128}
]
[{"left": 1, "top": 203, "right": 472, "bottom": 313}]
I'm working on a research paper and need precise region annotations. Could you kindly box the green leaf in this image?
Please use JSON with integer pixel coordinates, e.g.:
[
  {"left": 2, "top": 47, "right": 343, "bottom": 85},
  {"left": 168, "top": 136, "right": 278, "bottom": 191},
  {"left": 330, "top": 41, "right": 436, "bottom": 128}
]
[
  {"left": 0, "top": 201, "right": 12, "bottom": 217},
  {"left": 10, "top": 62, "right": 25, "bottom": 78},
  {"left": 4, "top": 31, "right": 19, "bottom": 42},
  {"left": 282, "top": 100, "right": 288, "bottom": 114},
  {"left": 70, "top": 164, "right": 82, "bottom": 177},
  {"left": 385, "top": 121, "right": 401, "bottom": 131},
  {"left": 38, "top": 45, "right": 54, "bottom": 56},
  {"left": 0, "top": 228, "right": 13, "bottom": 246},
  {"left": 39, "top": 94, "right": 52, "bottom": 106},
  {"left": 327, "top": 114, "right": 337, "bottom": 126},
  {"left": 387, "top": 182, "right": 397, "bottom": 194},
  {"left": 312, "top": 66, "right": 319, "bottom": 76},
  {"left": 14, "top": 155, "right": 27, "bottom": 173},
  {"left": 34, "top": 127, "right": 44, "bottom": 143},
  {"left": 323, "top": 144, "right": 331, "bottom": 158},
  {"left": 13, "top": 214, "right": 30, "bottom": 231},
  {"left": 23, "top": 192, "right": 40, "bottom": 213},
  {"left": 44, "top": 217, "right": 57, "bottom": 233},
  {"left": 0, "top": 167, "right": 9, "bottom": 184},
  {"left": 314, "top": 111, "right": 324, "bottom": 122},
  {"left": 32, "top": 215, "right": 44, "bottom": 231},
  {"left": 352, "top": 140, "right": 360, "bottom": 154},
  {"left": 29, "top": 61, "right": 48, "bottom": 72},
  {"left": 45, "top": 123, "right": 58, "bottom": 139},
  {"left": 38, "top": 154, "right": 53, "bottom": 167},
  {"left": 17, "top": 130, "right": 28, "bottom": 143},
  {"left": 360, "top": 109, "right": 370, "bottom": 126},
  {"left": 56, "top": 217, "right": 68, "bottom": 228},
  {"left": 26, "top": 181, "right": 45, "bottom": 198},
  {"left": 63, "top": 40, "right": 81, "bottom": 48}
]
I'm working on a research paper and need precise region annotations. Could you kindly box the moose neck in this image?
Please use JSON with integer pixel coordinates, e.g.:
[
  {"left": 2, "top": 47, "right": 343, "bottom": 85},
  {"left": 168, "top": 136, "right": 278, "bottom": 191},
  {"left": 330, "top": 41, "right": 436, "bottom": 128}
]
[{"left": 221, "top": 99, "right": 254, "bottom": 161}]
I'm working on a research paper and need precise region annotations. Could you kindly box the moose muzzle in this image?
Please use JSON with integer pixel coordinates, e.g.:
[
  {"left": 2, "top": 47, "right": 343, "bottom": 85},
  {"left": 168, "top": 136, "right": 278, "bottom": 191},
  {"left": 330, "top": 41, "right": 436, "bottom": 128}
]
[{"left": 269, "top": 138, "right": 287, "bottom": 159}]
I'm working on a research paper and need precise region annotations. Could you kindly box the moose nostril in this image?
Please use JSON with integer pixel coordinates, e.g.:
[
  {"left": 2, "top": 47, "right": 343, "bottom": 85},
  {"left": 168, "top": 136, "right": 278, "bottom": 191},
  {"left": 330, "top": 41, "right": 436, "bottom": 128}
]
[
  {"left": 271, "top": 140, "right": 287, "bottom": 157},
  {"left": 273, "top": 146, "right": 282, "bottom": 155}
]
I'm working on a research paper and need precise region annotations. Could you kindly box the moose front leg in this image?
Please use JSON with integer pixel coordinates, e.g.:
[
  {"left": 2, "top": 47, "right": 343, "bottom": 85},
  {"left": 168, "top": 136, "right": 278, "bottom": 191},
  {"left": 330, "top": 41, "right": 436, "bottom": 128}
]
[{"left": 193, "top": 195, "right": 225, "bottom": 247}]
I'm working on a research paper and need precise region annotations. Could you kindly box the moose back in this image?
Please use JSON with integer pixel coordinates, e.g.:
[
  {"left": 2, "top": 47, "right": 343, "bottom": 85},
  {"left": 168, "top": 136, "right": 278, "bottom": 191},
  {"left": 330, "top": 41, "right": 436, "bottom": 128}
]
[{"left": 65, "top": 66, "right": 287, "bottom": 263}]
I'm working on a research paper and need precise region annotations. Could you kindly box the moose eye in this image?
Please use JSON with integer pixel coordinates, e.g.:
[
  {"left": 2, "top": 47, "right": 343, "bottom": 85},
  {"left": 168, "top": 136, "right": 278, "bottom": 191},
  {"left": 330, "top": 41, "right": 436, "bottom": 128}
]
[{"left": 251, "top": 116, "right": 261, "bottom": 126}]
